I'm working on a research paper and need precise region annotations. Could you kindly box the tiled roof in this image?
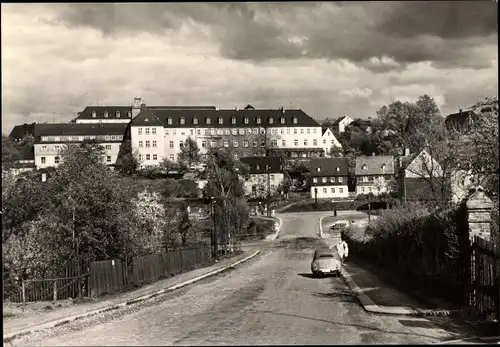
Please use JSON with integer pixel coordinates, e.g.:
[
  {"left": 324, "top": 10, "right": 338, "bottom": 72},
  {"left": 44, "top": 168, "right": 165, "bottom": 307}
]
[
  {"left": 309, "top": 157, "right": 348, "bottom": 176},
  {"left": 9, "top": 123, "right": 36, "bottom": 140},
  {"left": 130, "top": 106, "right": 164, "bottom": 127},
  {"left": 445, "top": 110, "right": 477, "bottom": 132},
  {"left": 140, "top": 108, "right": 320, "bottom": 128},
  {"left": 240, "top": 156, "right": 282, "bottom": 174},
  {"left": 74, "top": 105, "right": 216, "bottom": 121},
  {"left": 332, "top": 116, "right": 348, "bottom": 126},
  {"left": 355, "top": 155, "right": 395, "bottom": 175},
  {"left": 402, "top": 177, "right": 452, "bottom": 201},
  {"left": 34, "top": 123, "right": 128, "bottom": 140}
]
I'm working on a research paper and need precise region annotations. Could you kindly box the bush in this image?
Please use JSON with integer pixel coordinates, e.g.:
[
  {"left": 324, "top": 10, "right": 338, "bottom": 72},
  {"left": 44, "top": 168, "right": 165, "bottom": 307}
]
[{"left": 343, "top": 202, "right": 466, "bottom": 305}]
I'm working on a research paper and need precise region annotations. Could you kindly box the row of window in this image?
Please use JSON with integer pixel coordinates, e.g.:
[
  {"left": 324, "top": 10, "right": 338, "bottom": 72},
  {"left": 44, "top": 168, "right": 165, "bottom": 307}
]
[
  {"left": 358, "top": 176, "right": 387, "bottom": 182},
  {"left": 167, "top": 115, "right": 299, "bottom": 126},
  {"left": 161, "top": 127, "right": 320, "bottom": 136},
  {"left": 138, "top": 140, "right": 157, "bottom": 148},
  {"left": 91, "top": 111, "right": 132, "bottom": 118},
  {"left": 40, "top": 155, "right": 113, "bottom": 164},
  {"left": 361, "top": 164, "right": 388, "bottom": 171},
  {"left": 39, "top": 144, "right": 114, "bottom": 152},
  {"left": 167, "top": 138, "right": 323, "bottom": 149},
  {"left": 137, "top": 127, "right": 157, "bottom": 135},
  {"left": 360, "top": 186, "right": 381, "bottom": 193},
  {"left": 40, "top": 135, "right": 123, "bottom": 142},
  {"left": 138, "top": 154, "right": 159, "bottom": 161},
  {"left": 312, "top": 176, "right": 344, "bottom": 184},
  {"left": 319, "top": 187, "right": 345, "bottom": 194}
]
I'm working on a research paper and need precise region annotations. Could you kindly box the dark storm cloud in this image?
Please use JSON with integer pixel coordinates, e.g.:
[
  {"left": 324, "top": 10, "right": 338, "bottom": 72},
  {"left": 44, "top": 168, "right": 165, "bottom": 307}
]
[{"left": 50, "top": 2, "right": 498, "bottom": 70}]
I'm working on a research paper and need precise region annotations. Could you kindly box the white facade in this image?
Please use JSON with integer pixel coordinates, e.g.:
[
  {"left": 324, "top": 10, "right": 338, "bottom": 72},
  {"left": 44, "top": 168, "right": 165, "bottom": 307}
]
[
  {"left": 310, "top": 185, "right": 349, "bottom": 199},
  {"left": 356, "top": 176, "right": 394, "bottom": 196},
  {"left": 321, "top": 128, "right": 343, "bottom": 156},
  {"left": 131, "top": 125, "right": 165, "bottom": 168},
  {"left": 337, "top": 115, "right": 353, "bottom": 133},
  {"left": 404, "top": 150, "right": 444, "bottom": 178},
  {"left": 34, "top": 141, "right": 122, "bottom": 169},
  {"left": 242, "top": 173, "right": 284, "bottom": 197},
  {"left": 155, "top": 125, "right": 324, "bottom": 165}
]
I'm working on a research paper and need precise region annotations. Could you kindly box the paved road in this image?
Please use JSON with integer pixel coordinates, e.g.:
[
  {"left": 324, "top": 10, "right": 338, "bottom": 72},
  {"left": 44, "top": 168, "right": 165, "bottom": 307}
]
[{"left": 9, "top": 211, "right": 456, "bottom": 346}]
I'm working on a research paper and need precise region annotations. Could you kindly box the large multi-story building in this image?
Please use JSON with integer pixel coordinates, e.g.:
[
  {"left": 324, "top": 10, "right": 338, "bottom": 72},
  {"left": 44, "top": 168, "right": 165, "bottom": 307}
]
[
  {"left": 33, "top": 123, "right": 128, "bottom": 169},
  {"left": 20, "top": 97, "right": 331, "bottom": 170},
  {"left": 309, "top": 157, "right": 349, "bottom": 199}
]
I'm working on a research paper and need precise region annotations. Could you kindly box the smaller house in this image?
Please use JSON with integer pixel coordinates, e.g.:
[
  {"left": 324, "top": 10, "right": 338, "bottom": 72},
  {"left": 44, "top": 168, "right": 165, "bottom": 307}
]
[
  {"left": 398, "top": 148, "right": 451, "bottom": 202},
  {"left": 332, "top": 115, "right": 353, "bottom": 134},
  {"left": 445, "top": 109, "right": 478, "bottom": 134},
  {"left": 321, "top": 128, "right": 342, "bottom": 157},
  {"left": 355, "top": 155, "right": 395, "bottom": 196},
  {"left": 309, "top": 157, "right": 349, "bottom": 199},
  {"left": 239, "top": 157, "right": 284, "bottom": 198}
]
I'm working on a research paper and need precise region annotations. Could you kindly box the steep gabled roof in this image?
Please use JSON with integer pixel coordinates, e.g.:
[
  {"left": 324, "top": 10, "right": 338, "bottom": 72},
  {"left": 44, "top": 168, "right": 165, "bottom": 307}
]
[
  {"left": 332, "top": 116, "right": 348, "bottom": 126},
  {"left": 309, "top": 157, "right": 348, "bottom": 176},
  {"left": 130, "top": 106, "right": 164, "bottom": 127},
  {"left": 355, "top": 155, "right": 395, "bottom": 175}
]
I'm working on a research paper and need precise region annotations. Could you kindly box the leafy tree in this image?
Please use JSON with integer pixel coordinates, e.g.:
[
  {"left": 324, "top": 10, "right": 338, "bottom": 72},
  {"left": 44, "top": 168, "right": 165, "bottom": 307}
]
[
  {"left": 2, "top": 134, "right": 21, "bottom": 170},
  {"left": 116, "top": 139, "right": 140, "bottom": 175},
  {"left": 178, "top": 137, "right": 201, "bottom": 170}
]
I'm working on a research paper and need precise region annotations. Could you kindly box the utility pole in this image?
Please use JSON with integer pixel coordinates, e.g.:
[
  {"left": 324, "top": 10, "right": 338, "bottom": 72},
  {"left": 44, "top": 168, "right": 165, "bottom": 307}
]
[
  {"left": 211, "top": 197, "right": 217, "bottom": 259},
  {"left": 267, "top": 164, "right": 271, "bottom": 216}
]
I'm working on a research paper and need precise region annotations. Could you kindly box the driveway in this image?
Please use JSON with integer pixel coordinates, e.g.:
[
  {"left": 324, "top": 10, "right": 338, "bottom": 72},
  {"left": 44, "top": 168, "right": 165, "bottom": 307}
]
[{"left": 9, "top": 211, "right": 456, "bottom": 346}]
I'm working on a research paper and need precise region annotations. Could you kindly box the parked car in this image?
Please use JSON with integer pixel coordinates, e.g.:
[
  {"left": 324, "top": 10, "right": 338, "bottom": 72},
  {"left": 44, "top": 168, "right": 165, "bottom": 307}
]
[
  {"left": 311, "top": 249, "right": 342, "bottom": 277},
  {"left": 330, "top": 220, "right": 352, "bottom": 232}
]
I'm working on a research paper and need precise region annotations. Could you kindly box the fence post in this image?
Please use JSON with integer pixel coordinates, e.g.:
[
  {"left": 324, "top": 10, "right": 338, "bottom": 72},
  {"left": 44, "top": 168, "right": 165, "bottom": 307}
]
[
  {"left": 53, "top": 280, "right": 57, "bottom": 302},
  {"left": 22, "top": 280, "right": 26, "bottom": 311}
]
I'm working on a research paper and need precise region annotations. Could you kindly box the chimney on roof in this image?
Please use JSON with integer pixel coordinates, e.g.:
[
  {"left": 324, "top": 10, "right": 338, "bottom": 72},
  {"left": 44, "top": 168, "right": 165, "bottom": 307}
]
[
  {"left": 132, "top": 97, "right": 143, "bottom": 118},
  {"left": 235, "top": 105, "right": 239, "bottom": 111}
]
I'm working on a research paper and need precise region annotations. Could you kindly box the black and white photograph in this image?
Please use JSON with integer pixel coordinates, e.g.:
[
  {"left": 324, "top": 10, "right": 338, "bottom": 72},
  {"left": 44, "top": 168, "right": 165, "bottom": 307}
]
[{"left": 2, "top": 1, "right": 499, "bottom": 345}]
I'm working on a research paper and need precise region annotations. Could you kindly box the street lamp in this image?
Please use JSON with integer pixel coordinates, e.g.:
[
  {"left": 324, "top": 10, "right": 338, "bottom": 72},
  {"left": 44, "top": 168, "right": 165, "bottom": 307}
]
[
  {"left": 314, "top": 184, "right": 318, "bottom": 210},
  {"left": 210, "top": 197, "right": 217, "bottom": 259}
]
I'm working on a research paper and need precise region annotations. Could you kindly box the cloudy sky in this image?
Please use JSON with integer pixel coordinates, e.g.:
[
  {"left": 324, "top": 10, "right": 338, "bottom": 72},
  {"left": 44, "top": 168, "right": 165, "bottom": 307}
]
[{"left": 1, "top": 2, "right": 498, "bottom": 133}]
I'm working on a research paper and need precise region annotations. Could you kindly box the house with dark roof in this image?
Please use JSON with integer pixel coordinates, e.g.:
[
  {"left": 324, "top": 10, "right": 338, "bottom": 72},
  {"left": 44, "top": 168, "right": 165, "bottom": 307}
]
[
  {"left": 8, "top": 123, "right": 36, "bottom": 142},
  {"left": 239, "top": 157, "right": 284, "bottom": 198},
  {"left": 332, "top": 115, "right": 353, "bottom": 134},
  {"left": 129, "top": 101, "right": 323, "bottom": 164},
  {"left": 445, "top": 109, "right": 478, "bottom": 134},
  {"left": 309, "top": 157, "right": 349, "bottom": 199},
  {"left": 397, "top": 149, "right": 451, "bottom": 202},
  {"left": 355, "top": 155, "right": 395, "bottom": 196},
  {"left": 33, "top": 123, "right": 128, "bottom": 169}
]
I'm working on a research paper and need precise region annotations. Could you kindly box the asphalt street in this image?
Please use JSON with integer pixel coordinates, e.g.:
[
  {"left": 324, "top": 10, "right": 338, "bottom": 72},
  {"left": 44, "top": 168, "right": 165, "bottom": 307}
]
[{"left": 9, "top": 211, "right": 457, "bottom": 346}]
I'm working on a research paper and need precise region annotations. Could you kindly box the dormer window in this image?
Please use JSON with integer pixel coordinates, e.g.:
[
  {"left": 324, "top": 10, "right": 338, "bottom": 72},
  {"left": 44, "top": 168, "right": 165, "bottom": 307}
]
[
  {"left": 269, "top": 117, "right": 274, "bottom": 124},
  {"left": 280, "top": 117, "right": 285, "bottom": 124},
  {"left": 316, "top": 167, "right": 321, "bottom": 172},
  {"left": 256, "top": 117, "right": 261, "bottom": 124},
  {"left": 167, "top": 117, "right": 172, "bottom": 125},
  {"left": 244, "top": 117, "right": 249, "bottom": 124},
  {"left": 104, "top": 111, "right": 108, "bottom": 118},
  {"left": 144, "top": 118, "right": 149, "bottom": 122},
  {"left": 218, "top": 117, "right": 223, "bottom": 124},
  {"left": 193, "top": 117, "right": 198, "bottom": 125},
  {"left": 180, "top": 117, "right": 185, "bottom": 125},
  {"left": 91, "top": 111, "right": 96, "bottom": 118},
  {"left": 292, "top": 117, "right": 298, "bottom": 124},
  {"left": 128, "top": 111, "right": 132, "bottom": 117},
  {"left": 336, "top": 167, "right": 340, "bottom": 171},
  {"left": 381, "top": 164, "right": 386, "bottom": 170},
  {"left": 256, "top": 164, "right": 260, "bottom": 170},
  {"left": 206, "top": 117, "right": 211, "bottom": 124},
  {"left": 362, "top": 164, "right": 367, "bottom": 170},
  {"left": 231, "top": 116, "right": 236, "bottom": 124},
  {"left": 116, "top": 111, "right": 120, "bottom": 118}
]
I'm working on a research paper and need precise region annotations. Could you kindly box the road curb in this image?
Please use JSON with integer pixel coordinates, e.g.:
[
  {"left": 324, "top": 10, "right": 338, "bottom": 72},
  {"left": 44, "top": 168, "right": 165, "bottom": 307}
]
[
  {"left": 265, "top": 216, "right": 283, "bottom": 241},
  {"left": 317, "top": 217, "right": 461, "bottom": 317},
  {"left": 3, "top": 250, "right": 261, "bottom": 343},
  {"left": 434, "top": 335, "right": 500, "bottom": 344}
]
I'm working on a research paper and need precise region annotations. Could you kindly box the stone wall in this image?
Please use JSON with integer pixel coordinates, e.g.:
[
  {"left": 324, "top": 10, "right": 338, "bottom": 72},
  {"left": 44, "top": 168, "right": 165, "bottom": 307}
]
[{"left": 464, "top": 187, "right": 494, "bottom": 241}]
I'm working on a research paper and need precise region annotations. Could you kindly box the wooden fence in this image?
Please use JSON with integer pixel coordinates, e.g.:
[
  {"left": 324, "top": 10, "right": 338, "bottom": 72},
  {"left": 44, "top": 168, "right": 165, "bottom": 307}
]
[
  {"left": 469, "top": 236, "right": 500, "bottom": 321},
  {"left": 89, "top": 259, "right": 126, "bottom": 297}
]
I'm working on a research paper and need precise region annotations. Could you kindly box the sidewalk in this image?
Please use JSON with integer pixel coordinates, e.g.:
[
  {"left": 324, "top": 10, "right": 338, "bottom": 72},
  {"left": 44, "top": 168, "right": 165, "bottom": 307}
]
[
  {"left": 4, "top": 251, "right": 255, "bottom": 339},
  {"left": 341, "top": 259, "right": 499, "bottom": 339}
]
